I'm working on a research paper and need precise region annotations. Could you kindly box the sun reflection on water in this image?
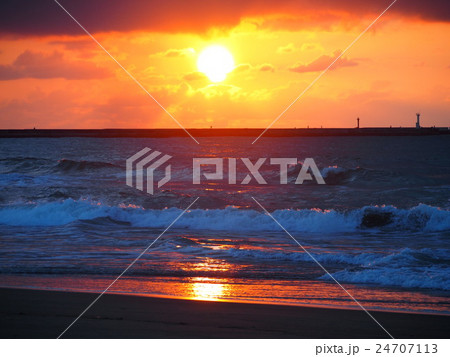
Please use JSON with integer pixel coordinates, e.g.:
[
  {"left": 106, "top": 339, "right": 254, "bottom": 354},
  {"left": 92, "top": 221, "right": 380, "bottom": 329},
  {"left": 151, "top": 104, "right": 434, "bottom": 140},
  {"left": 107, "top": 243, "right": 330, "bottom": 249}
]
[
  {"left": 190, "top": 277, "right": 227, "bottom": 301},
  {"left": 181, "top": 259, "right": 234, "bottom": 301}
]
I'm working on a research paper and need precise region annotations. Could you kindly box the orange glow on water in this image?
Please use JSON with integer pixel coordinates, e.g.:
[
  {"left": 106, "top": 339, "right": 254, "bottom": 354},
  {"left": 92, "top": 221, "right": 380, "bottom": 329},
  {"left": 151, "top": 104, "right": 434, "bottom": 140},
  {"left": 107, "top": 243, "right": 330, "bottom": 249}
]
[
  {"left": 179, "top": 258, "right": 234, "bottom": 273},
  {"left": 190, "top": 277, "right": 227, "bottom": 301},
  {"left": 2, "top": 275, "right": 449, "bottom": 314}
]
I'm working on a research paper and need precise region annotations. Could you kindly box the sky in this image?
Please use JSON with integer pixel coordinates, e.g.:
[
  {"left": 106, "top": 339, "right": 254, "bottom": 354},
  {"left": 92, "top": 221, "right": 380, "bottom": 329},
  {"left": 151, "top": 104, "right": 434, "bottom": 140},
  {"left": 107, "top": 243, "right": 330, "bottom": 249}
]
[{"left": 0, "top": 0, "right": 449, "bottom": 129}]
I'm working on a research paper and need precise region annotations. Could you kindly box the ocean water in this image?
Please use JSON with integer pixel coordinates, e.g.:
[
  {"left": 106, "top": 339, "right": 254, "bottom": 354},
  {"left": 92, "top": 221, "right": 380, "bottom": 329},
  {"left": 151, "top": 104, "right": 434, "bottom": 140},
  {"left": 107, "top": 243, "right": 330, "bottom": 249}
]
[{"left": 0, "top": 136, "right": 449, "bottom": 314}]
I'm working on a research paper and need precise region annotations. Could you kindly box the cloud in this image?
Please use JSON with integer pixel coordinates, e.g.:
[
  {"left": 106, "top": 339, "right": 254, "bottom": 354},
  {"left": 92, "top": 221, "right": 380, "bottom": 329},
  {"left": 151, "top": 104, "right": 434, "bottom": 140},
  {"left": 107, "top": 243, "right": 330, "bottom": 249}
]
[
  {"left": 289, "top": 51, "right": 358, "bottom": 74},
  {"left": 232, "top": 63, "right": 252, "bottom": 73},
  {"left": 257, "top": 63, "right": 275, "bottom": 72},
  {"left": 154, "top": 48, "right": 195, "bottom": 58},
  {"left": 0, "top": 50, "right": 111, "bottom": 80},
  {"left": 182, "top": 71, "right": 208, "bottom": 81},
  {"left": 196, "top": 84, "right": 242, "bottom": 99},
  {"left": 0, "top": 0, "right": 448, "bottom": 36},
  {"left": 49, "top": 38, "right": 100, "bottom": 59},
  {"left": 49, "top": 38, "right": 95, "bottom": 51},
  {"left": 300, "top": 43, "right": 323, "bottom": 51},
  {"left": 277, "top": 43, "right": 297, "bottom": 54},
  {"left": 231, "top": 63, "right": 275, "bottom": 74}
]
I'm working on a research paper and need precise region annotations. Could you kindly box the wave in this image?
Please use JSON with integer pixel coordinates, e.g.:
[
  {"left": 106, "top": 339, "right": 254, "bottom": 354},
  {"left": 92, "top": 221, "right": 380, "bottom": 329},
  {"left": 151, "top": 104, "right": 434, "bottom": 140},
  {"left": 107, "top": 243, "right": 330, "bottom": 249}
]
[
  {"left": 0, "top": 199, "right": 449, "bottom": 232},
  {"left": 199, "top": 245, "right": 450, "bottom": 290},
  {"left": 0, "top": 173, "right": 63, "bottom": 188},
  {"left": 3, "top": 238, "right": 448, "bottom": 290},
  {"left": 319, "top": 165, "right": 394, "bottom": 185},
  {"left": 0, "top": 157, "right": 53, "bottom": 174},
  {"left": 54, "top": 159, "right": 119, "bottom": 173},
  {"left": 321, "top": 248, "right": 450, "bottom": 290},
  {"left": 320, "top": 166, "right": 359, "bottom": 184}
]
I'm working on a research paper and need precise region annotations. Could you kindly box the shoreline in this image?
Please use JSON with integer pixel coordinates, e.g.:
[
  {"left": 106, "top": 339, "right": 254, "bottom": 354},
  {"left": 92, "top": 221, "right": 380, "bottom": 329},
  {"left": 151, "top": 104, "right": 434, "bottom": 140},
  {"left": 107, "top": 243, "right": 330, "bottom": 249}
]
[
  {"left": 5, "top": 285, "right": 450, "bottom": 317},
  {"left": 1, "top": 287, "right": 449, "bottom": 338},
  {"left": 1, "top": 127, "right": 449, "bottom": 138}
]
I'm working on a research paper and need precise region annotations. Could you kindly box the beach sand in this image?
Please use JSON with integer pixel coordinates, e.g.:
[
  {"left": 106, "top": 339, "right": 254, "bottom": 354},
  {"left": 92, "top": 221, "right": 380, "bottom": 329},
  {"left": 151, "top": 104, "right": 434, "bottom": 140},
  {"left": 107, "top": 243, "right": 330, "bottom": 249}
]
[{"left": 0, "top": 288, "right": 448, "bottom": 338}]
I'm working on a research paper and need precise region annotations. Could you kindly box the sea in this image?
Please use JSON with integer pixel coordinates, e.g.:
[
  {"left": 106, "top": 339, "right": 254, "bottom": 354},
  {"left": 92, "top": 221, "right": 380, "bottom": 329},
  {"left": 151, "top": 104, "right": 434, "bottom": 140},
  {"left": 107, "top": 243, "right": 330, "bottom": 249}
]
[{"left": 0, "top": 135, "right": 449, "bottom": 314}]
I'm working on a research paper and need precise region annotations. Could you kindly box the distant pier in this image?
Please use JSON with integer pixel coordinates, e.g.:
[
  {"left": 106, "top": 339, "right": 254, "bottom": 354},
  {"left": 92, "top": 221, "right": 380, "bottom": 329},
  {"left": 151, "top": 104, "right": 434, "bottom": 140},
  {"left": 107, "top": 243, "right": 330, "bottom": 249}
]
[{"left": 0, "top": 127, "right": 449, "bottom": 138}]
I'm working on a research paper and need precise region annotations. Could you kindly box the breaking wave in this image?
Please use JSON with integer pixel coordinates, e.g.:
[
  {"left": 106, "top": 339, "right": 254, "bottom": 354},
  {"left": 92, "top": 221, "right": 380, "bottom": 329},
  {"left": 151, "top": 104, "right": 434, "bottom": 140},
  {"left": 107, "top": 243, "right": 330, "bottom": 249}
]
[
  {"left": 320, "top": 248, "right": 450, "bottom": 290},
  {"left": 0, "top": 199, "right": 449, "bottom": 232}
]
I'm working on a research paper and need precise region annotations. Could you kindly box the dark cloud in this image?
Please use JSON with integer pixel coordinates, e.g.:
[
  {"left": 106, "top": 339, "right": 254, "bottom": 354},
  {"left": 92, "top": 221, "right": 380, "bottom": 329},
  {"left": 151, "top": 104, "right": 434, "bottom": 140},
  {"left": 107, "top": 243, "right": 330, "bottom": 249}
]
[
  {"left": 289, "top": 51, "right": 358, "bottom": 73},
  {"left": 0, "top": 0, "right": 448, "bottom": 36},
  {"left": 49, "top": 38, "right": 95, "bottom": 51},
  {"left": 0, "top": 50, "right": 111, "bottom": 80}
]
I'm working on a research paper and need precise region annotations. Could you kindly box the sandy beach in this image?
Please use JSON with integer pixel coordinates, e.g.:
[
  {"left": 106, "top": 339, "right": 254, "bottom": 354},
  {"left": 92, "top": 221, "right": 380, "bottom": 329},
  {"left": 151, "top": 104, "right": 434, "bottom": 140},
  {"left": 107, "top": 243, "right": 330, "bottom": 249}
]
[{"left": 1, "top": 288, "right": 448, "bottom": 338}]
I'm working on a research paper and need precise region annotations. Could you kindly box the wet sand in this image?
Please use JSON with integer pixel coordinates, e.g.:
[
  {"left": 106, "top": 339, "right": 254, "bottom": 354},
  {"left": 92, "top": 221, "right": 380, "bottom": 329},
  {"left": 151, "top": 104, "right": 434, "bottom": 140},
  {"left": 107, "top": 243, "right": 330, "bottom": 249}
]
[{"left": 0, "top": 288, "right": 448, "bottom": 338}]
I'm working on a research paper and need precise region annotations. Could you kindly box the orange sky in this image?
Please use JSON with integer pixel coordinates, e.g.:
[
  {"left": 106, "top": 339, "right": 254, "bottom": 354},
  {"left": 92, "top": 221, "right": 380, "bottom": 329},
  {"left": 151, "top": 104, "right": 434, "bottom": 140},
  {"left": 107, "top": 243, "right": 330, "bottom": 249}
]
[{"left": 0, "top": 0, "right": 449, "bottom": 129}]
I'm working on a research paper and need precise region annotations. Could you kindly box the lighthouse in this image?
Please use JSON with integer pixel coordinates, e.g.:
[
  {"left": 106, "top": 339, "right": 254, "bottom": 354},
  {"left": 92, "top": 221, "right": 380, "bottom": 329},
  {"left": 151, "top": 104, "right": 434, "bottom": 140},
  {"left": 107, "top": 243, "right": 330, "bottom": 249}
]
[{"left": 416, "top": 113, "right": 421, "bottom": 129}]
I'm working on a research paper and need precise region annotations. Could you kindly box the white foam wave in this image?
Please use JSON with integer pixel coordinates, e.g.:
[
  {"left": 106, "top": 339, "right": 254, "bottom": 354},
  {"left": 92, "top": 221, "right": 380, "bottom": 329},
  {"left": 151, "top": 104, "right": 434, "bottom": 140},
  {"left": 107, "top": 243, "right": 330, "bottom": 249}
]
[
  {"left": 321, "top": 248, "right": 450, "bottom": 290},
  {"left": 0, "top": 199, "right": 449, "bottom": 232}
]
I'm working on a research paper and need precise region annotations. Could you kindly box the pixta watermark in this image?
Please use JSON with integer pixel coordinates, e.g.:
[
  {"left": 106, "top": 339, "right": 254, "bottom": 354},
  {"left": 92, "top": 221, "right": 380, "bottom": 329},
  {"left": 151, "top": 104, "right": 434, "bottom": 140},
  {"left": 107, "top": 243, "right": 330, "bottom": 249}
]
[{"left": 126, "top": 148, "right": 325, "bottom": 195}]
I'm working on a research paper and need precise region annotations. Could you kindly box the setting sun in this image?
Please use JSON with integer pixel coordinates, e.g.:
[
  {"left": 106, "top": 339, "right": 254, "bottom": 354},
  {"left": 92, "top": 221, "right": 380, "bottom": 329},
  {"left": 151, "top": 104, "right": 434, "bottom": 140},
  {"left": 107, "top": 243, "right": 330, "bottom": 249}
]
[
  {"left": 197, "top": 45, "right": 235, "bottom": 83},
  {"left": 0, "top": 0, "right": 449, "bottom": 343}
]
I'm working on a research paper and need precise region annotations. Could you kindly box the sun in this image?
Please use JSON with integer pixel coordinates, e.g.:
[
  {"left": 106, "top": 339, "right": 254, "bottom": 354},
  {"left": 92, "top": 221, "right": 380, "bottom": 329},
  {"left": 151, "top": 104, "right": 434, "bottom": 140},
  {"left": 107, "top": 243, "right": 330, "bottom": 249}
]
[{"left": 197, "top": 45, "right": 235, "bottom": 83}]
